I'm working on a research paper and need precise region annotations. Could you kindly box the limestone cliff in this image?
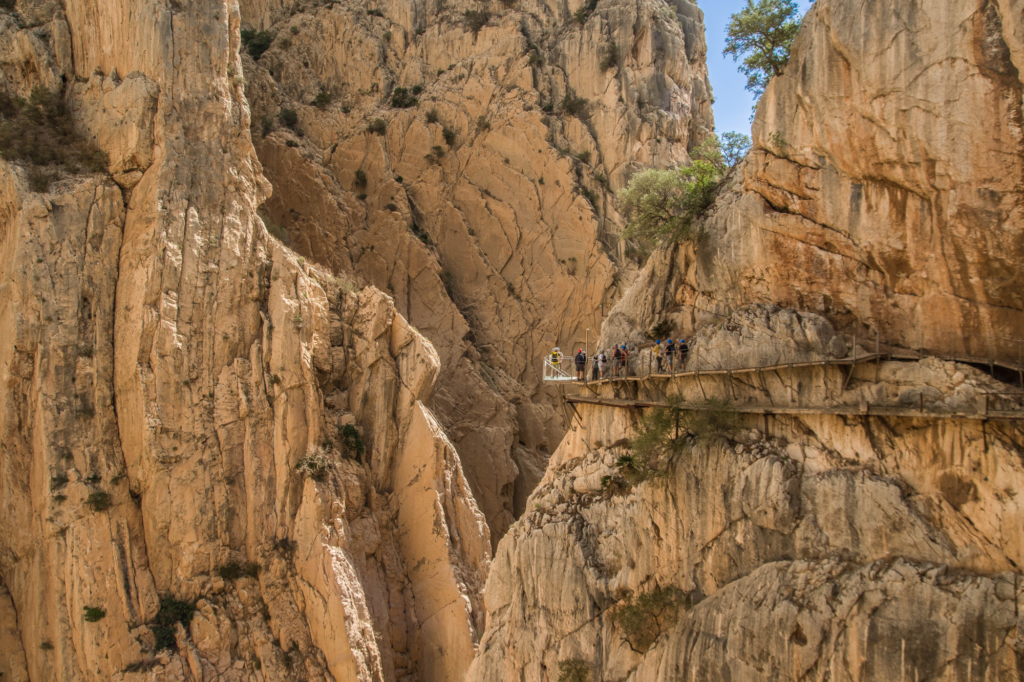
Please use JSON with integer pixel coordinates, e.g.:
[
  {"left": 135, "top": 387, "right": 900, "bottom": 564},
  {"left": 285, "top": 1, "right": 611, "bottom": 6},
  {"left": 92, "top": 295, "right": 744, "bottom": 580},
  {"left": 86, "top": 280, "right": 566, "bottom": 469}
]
[
  {"left": 602, "top": 0, "right": 1024, "bottom": 360},
  {"left": 471, "top": 0, "right": 1024, "bottom": 679},
  {"left": 234, "top": 0, "right": 715, "bottom": 543},
  {"left": 469, "top": 308, "right": 1024, "bottom": 681},
  {"left": 0, "top": 1, "right": 490, "bottom": 681}
]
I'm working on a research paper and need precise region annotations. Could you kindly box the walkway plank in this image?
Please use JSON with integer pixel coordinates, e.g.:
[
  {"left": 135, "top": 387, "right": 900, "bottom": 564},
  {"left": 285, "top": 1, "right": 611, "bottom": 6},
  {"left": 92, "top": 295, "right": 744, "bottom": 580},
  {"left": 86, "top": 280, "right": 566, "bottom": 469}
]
[{"left": 565, "top": 396, "right": 1024, "bottom": 421}]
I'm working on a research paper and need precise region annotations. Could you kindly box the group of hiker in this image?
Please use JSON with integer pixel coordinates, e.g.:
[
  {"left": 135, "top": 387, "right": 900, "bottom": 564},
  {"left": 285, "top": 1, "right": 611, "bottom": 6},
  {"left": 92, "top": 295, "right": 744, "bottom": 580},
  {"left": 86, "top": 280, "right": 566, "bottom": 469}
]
[{"left": 548, "top": 338, "right": 691, "bottom": 382}]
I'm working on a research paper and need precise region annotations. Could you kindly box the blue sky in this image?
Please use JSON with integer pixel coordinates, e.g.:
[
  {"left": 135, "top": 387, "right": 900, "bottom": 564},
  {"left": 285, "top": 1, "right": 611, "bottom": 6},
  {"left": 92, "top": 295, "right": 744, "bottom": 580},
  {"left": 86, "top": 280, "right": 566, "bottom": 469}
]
[{"left": 699, "top": 0, "right": 815, "bottom": 137}]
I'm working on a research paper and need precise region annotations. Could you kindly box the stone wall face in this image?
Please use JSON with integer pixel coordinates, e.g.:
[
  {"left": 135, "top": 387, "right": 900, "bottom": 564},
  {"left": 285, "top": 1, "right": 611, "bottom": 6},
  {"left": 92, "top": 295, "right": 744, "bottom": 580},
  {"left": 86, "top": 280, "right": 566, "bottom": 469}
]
[
  {"left": 469, "top": 311, "right": 1024, "bottom": 681},
  {"left": 0, "top": 1, "right": 490, "bottom": 680},
  {"left": 475, "top": 0, "right": 1024, "bottom": 679},
  {"left": 234, "top": 0, "right": 715, "bottom": 544},
  {"left": 602, "top": 0, "right": 1024, "bottom": 364}
]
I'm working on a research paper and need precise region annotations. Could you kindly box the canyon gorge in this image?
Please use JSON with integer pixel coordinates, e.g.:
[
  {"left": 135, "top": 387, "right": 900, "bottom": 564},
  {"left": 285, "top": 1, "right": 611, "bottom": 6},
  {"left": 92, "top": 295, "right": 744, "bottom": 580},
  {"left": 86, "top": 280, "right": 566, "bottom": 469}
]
[{"left": 0, "top": 0, "right": 1022, "bottom": 680}]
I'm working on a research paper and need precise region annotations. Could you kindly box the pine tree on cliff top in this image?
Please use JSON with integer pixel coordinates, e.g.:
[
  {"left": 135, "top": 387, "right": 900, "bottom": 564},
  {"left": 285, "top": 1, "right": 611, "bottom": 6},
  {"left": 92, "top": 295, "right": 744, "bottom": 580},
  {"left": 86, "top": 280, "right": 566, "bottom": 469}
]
[{"left": 724, "top": 0, "right": 803, "bottom": 98}]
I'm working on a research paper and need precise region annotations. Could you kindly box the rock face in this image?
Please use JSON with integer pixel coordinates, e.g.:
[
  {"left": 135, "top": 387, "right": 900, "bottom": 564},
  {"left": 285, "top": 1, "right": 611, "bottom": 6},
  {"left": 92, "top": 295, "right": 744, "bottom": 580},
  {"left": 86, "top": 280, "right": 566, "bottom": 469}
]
[
  {"left": 235, "top": 0, "right": 715, "bottom": 543},
  {"left": 603, "top": 0, "right": 1024, "bottom": 363},
  {"left": 0, "top": 1, "right": 489, "bottom": 681},
  {"left": 469, "top": 310, "right": 1024, "bottom": 681},
  {"left": 471, "top": 0, "right": 1024, "bottom": 679}
]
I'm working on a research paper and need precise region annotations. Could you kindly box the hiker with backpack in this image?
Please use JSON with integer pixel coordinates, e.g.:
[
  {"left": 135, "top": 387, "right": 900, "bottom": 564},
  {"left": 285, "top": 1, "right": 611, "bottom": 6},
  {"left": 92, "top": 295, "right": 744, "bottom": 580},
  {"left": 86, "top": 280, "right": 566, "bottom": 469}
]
[
  {"left": 612, "top": 346, "right": 622, "bottom": 377},
  {"left": 598, "top": 349, "right": 608, "bottom": 379},
  {"left": 591, "top": 353, "right": 600, "bottom": 381},
  {"left": 655, "top": 339, "right": 664, "bottom": 373},
  {"left": 679, "top": 338, "right": 690, "bottom": 370},
  {"left": 666, "top": 339, "right": 675, "bottom": 371},
  {"left": 619, "top": 345, "right": 629, "bottom": 377}
]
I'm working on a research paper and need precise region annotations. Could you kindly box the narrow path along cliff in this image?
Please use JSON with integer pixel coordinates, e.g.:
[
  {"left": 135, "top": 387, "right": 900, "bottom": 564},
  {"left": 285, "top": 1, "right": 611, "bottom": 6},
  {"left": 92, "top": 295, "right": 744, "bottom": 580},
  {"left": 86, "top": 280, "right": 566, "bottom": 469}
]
[{"left": 0, "top": 0, "right": 1023, "bottom": 680}]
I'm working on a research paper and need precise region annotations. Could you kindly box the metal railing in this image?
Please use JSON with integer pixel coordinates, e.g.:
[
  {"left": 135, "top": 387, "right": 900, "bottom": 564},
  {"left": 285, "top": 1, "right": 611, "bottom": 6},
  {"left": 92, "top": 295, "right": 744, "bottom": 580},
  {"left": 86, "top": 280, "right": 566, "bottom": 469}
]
[{"left": 543, "top": 359, "right": 576, "bottom": 382}]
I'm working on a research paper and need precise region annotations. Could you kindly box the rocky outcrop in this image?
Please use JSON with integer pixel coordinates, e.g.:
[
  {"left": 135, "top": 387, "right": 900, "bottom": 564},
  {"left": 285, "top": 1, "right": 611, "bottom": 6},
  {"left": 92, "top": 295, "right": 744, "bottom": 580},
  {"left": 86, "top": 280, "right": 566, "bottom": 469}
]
[
  {"left": 0, "top": 1, "right": 490, "bottom": 680},
  {"left": 604, "top": 0, "right": 1024, "bottom": 363},
  {"left": 468, "top": 310, "right": 1024, "bottom": 681},
  {"left": 235, "top": 0, "right": 716, "bottom": 543},
  {"left": 471, "top": 0, "right": 1024, "bottom": 677}
]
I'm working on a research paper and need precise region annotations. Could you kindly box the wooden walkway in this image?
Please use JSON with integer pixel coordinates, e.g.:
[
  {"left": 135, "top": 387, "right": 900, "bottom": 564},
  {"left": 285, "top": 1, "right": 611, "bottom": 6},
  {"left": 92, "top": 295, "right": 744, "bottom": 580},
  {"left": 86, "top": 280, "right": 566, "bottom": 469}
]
[
  {"left": 565, "top": 395, "right": 1024, "bottom": 422},
  {"left": 575, "top": 353, "right": 885, "bottom": 387}
]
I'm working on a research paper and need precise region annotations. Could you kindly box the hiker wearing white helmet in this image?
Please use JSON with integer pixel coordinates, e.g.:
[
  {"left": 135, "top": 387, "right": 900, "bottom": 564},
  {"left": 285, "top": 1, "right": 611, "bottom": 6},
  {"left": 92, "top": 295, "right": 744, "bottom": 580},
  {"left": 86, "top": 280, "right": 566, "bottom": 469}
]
[{"left": 550, "top": 347, "right": 563, "bottom": 373}]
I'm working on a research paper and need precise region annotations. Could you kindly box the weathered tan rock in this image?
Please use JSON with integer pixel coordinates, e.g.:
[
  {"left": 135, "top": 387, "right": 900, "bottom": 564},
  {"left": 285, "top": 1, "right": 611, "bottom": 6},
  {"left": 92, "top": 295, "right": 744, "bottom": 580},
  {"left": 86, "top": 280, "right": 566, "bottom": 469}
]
[
  {"left": 0, "top": 1, "right": 492, "bottom": 681},
  {"left": 237, "top": 0, "right": 716, "bottom": 544},
  {"left": 606, "top": 0, "right": 1024, "bottom": 363},
  {"left": 469, "top": 334, "right": 1024, "bottom": 680}
]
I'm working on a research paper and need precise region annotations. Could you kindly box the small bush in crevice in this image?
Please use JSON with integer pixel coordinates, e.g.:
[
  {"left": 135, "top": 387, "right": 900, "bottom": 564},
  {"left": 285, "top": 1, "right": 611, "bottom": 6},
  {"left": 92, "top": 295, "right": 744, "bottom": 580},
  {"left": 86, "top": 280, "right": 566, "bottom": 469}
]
[
  {"left": 442, "top": 126, "right": 456, "bottom": 146},
  {"left": 340, "top": 424, "right": 365, "bottom": 460},
  {"left": 86, "top": 491, "right": 111, "bottom": 512},
  {"left": 83, "top": 606, "right": 106, "bottom": 623},
  {"left": 366, "top": 118, "right": 387, "bottom": 135},
  {"left": 558, "top": 658, "right": 591, "bottom": 682},
  {"left": 278, "top": 108, "right": 299, "bottom": 129},
  {"left": 218, "top": 561, "right": 261, "bottom": 580},
  {"left": 649, "top": 320, "right": 671, "bottom": 339},
  {"left": 599, "top": 43, "right": 619, "bottom": 71},
  {"left": 312, "top": 89, "right": 332, "bottom": 108},
  {"left": 152, "top": 596, "right": 196, "bottom": 651},
  {"left": 354, "top": 169, "right": 367, "bottom": 187},
  {"left": 390, "top": 87, "right": 418, "bottom": 108},
  {"left": 296, "top": 446, "right": 331, "bottom": 481},
  {"left": 426, "top": 108, "right": 439, "bottom": 123},
  {"left": 561, "top": 95, "right": 588, "bottom": 117},
  {"left": 613, "top": 586, "right": 688, "bottom": 653},
  {"left": 240, "top": 30, "right": 274, "bottom": 60},
  {"left": 384, "top": 202, "right": 398, "bottom": 211},
  {"left": 285, "top": 139, "right": 298, "bottom": 148},
  {"left": 464, "top": 9, "right": 491, "bottom": 35}
]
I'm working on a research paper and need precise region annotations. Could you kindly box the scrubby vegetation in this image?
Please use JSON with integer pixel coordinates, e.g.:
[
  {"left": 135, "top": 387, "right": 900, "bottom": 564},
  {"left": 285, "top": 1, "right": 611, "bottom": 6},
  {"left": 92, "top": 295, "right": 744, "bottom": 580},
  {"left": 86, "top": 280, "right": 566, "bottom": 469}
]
[
  {"left": 312, "top": 89, "right": 332, "bottom": 108},
  {"left": 613, "top": 586, "right": 689, "bottom": 653},
  {"left": 599, "top": 43, "right": 619, "bottom": 71},
  {"left": 574, "top": 0, "right": 598, "bottom": 24},
  {"left": 296, "top": 446, "right": 331, "bottom": 480},
  {"left": 442, "top": 126, "right": 456, "bottom": 146},
  {"left": 86, "top": 491, "right": 112, "bottom": 512},
  {"left": 152, "top": 596, "right": 196, "bottom": 650},
  {"left": 0, "top": 88, "right": 108, "bottom": 193},
  {"left": 561, "top": 95, "right": 588, "bottom": 117},
  {"left": 82, "top": 606, "right": 106, "bottom": 623},
  {"left": 240, "top": 29, "right": 274, "bottom": 60},
  {"left": 618, "top": 138, "right": 724, "bottom": 249},
  {"left": 218, "top": 561, "right": 261, "bottom": 580},
  {"left": 464, "top": 9, "right": 491, "bottom": 35},
  {"left": 603, "top": 396, "right": 740, "bottom": 490},
  {"left": 278, "top": 108, "right": 299, "bottom": 129},
  {"left": 366, "top": 118, "right": 387, "bottom": 135},
  {"left": 558, "top": 658, "right": 591, "bottom": 682},
  {"left": 390, "top": 87, "right": 419, "bottom": 108},
  {"left": 339, "top": 424, "right": 365, "bottom": 460}
]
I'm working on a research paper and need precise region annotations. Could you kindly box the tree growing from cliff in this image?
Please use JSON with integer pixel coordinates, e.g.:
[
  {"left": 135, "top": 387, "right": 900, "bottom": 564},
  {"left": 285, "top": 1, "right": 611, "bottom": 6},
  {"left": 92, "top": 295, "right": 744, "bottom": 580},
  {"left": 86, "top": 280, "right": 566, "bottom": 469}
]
[
  {"left": 618, "top": 140, "right": 723, "bottom": 249},
  {"left": 719, "top": 131, "right": 752, "bottom": 167},
  {"left": 724, "top": 0, "right": 802, "bottom": 98}
]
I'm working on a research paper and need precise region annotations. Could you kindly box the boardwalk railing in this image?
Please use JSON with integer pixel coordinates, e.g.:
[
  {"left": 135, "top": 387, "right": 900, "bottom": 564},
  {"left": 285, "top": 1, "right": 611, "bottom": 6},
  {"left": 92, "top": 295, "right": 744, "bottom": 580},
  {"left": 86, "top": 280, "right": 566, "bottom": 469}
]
[
  {"left": 549, "top": 332, "right": 1024, "bottom": 389},
  {"left": 543, "top": 359, "right": 575, "bottom": 382}
]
